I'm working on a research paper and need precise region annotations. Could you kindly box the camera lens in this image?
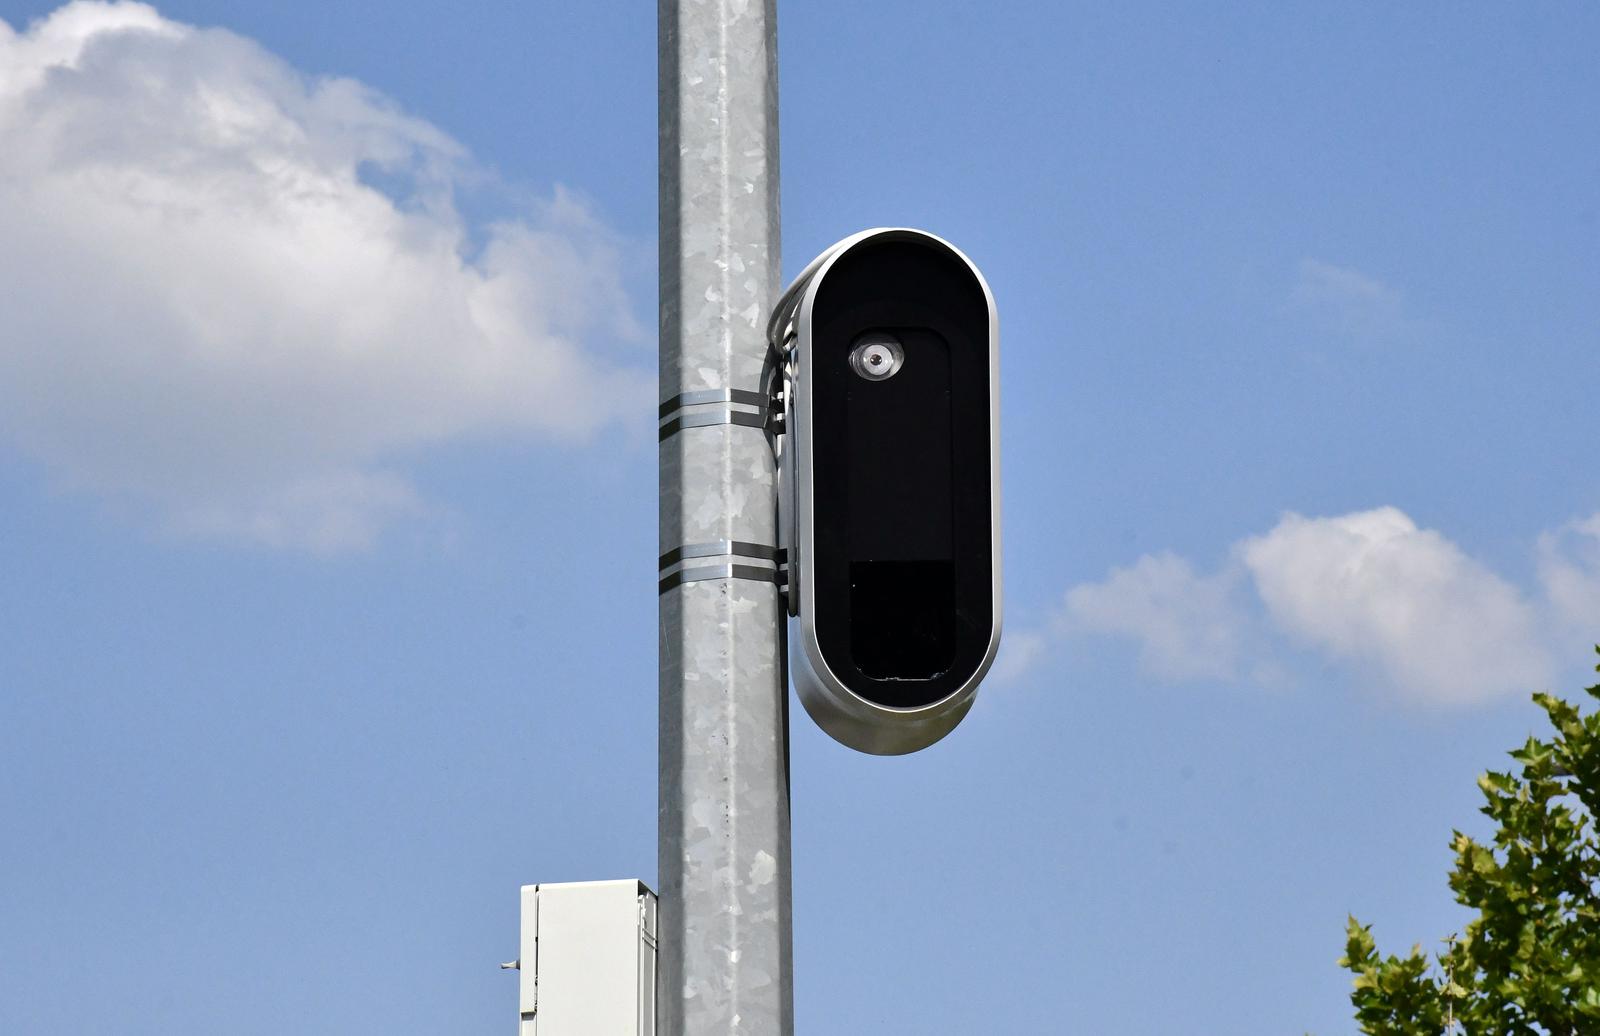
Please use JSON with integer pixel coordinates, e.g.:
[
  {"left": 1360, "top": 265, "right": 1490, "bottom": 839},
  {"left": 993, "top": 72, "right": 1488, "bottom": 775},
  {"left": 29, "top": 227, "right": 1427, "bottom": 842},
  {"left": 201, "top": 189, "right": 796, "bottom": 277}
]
[{"left": 849, "top": 333, "right": 905, "bottom": 381}]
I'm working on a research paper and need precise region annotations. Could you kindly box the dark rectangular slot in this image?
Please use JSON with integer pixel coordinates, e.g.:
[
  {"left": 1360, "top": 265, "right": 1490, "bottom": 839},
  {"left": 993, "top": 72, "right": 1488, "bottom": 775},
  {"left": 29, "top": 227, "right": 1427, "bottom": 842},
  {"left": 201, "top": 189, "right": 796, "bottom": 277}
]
[{"left": 850, "top": 560, "right": 956, "bottom": 680}]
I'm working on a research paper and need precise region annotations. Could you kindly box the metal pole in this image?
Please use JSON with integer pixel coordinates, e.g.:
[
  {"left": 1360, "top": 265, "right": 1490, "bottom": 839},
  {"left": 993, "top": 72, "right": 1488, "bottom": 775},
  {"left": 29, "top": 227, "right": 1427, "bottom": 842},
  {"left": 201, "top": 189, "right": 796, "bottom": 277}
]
[{"left": 657, "top": 0, "right": 792, "bottom": 1034}]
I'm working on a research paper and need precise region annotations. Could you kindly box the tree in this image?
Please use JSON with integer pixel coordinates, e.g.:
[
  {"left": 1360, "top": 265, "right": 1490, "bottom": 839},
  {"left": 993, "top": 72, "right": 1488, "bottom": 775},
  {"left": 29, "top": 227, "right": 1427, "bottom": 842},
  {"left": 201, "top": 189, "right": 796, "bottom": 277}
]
[{"left": 1340, "top": 652, "right": 1600, "bottom": 1034}]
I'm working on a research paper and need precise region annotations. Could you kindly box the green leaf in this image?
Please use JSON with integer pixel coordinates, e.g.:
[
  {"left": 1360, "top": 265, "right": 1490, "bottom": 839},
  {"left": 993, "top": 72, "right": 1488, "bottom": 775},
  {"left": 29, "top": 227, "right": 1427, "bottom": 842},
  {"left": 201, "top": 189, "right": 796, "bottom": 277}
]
[{"left": 1335, "top": 659, "right": 1600, "bottom": 1036}]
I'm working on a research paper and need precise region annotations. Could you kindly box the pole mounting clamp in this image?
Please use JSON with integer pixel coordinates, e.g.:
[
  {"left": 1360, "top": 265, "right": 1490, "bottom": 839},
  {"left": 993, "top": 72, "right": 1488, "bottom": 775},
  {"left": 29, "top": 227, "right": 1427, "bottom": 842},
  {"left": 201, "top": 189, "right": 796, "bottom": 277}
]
[
  {"left": 658, "top": 540, "right": 787, "bottom": 594},
  {"left": 658, "top": 388, "right": 773, "bottom": 441}
]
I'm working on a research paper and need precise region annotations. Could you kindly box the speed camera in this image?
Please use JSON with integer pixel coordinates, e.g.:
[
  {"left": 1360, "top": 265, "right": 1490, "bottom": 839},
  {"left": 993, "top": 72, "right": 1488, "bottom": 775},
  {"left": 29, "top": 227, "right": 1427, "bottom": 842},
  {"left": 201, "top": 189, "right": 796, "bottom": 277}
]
[{"left": 768, "top": 228, "right": 1001, "bottom": 755}]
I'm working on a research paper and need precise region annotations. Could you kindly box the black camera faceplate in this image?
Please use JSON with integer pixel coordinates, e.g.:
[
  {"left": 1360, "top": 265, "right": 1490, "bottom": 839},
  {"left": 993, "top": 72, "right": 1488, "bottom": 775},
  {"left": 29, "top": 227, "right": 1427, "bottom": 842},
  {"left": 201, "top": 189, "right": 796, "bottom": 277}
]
[{"left": 808, "top": 238, "right": 994, "bottom": 709}]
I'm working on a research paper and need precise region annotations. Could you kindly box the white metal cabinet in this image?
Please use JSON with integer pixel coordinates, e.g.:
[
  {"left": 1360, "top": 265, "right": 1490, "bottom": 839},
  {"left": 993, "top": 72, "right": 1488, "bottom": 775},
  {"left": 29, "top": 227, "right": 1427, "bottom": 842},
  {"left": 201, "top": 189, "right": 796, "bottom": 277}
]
[{"left": 518, "top": 880, "right": 657, "bottom": 1036}]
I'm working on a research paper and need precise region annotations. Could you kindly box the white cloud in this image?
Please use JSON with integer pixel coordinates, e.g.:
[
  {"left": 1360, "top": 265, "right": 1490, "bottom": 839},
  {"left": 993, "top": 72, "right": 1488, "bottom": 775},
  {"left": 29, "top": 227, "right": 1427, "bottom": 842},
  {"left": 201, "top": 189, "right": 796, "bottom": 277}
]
[
  {"left": 1240, "top": 508, "right": 1551, "bottom": 705},
  {"left": 1537, "top": 513, "right": 1600, "bottom": 636},
  {"left": 1048, "top": 507, "right": 1564, "bottom": 706},
  {"left": 989, "top": 628, "right": 1048, "bottom": 685},
  {"left": 1059, "top": 552, "right": 1246, "bottom": 681},
  {"left": 0, "top": 2, "right": 651, "bottom": 550},
  {"left": 1291, "top": 258, "right": 1412, "bottom": 345}
]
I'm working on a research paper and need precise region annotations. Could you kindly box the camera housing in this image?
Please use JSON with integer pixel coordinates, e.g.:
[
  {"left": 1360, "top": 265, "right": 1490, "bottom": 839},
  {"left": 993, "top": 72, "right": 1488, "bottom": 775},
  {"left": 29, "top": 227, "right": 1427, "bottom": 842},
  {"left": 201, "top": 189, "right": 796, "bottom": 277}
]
[{"left": 769, "top": 228, "right": 1001, "bottom": 755}]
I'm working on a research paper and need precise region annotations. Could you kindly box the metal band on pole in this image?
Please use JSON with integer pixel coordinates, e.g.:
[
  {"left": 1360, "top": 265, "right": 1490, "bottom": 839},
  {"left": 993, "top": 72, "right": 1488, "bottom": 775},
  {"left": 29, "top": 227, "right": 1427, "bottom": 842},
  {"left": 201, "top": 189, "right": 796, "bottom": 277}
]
[{"left": 658, "top": 0, "right": 794, "bottom": 1032}]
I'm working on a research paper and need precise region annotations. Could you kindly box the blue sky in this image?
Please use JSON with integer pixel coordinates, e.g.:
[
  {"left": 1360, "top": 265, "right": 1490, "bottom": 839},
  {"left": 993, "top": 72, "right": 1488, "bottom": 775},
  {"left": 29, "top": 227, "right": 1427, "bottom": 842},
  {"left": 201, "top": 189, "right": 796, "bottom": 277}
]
[{"left": 1, "top": 2, "right": 1597, "bottom": 1033}]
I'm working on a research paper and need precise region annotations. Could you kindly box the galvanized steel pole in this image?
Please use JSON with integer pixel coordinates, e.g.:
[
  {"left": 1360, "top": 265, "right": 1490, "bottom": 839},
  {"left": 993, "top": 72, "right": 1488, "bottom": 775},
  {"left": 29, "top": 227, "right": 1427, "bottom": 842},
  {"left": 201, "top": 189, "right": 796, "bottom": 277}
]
[{"left": 657, "top": 0, "right": 792, "bottom": 1033}]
